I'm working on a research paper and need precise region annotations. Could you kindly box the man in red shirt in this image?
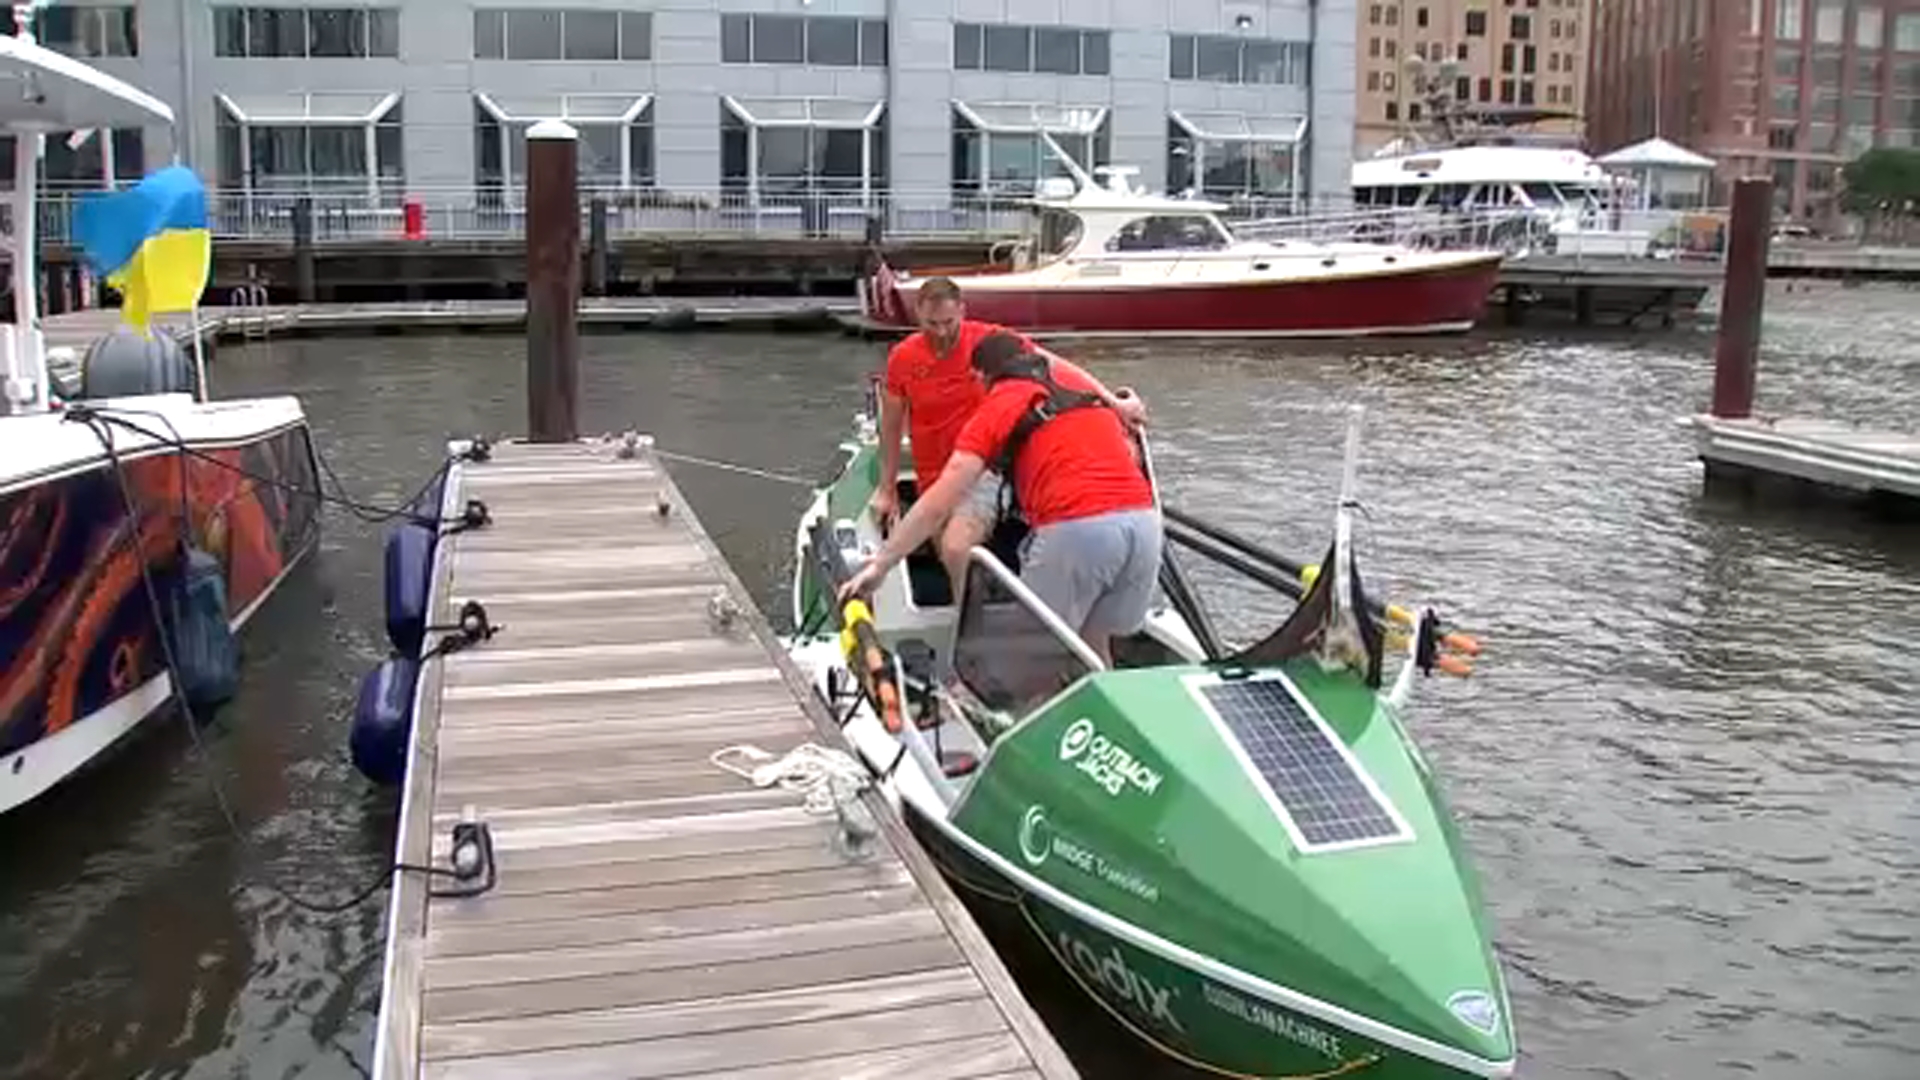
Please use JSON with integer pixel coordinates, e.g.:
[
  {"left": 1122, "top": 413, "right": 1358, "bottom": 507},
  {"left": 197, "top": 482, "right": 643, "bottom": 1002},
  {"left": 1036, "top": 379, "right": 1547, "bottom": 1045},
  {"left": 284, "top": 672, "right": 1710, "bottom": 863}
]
[
  {"left": 872, "top": 277, "right": 1142, "bottom": 596},
  {"left": 846, "top": 332, "right": 1161, "bottom": 664}
]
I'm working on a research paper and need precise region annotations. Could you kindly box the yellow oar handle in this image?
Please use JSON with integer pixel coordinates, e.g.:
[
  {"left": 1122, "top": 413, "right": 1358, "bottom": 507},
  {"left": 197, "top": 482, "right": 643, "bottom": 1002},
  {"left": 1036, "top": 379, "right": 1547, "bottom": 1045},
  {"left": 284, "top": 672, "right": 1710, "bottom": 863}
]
[{"left": 838, "top": 599, "right": 904, "bottom": 732}]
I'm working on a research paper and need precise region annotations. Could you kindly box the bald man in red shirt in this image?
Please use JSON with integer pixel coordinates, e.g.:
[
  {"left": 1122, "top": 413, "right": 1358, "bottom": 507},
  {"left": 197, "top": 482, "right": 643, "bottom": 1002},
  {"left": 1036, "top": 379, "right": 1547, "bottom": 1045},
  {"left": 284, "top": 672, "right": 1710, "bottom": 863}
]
[{"left": 871, "top": 277, "right": 1143, "bottom": 597}]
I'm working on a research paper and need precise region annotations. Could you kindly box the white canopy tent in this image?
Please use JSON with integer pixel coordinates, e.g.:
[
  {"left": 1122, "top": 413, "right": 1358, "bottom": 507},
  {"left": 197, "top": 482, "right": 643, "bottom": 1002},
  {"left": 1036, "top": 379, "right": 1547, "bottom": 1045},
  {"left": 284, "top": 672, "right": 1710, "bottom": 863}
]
[{"left": 1597, "top": 136, "right": 1716, "bottom": 210}]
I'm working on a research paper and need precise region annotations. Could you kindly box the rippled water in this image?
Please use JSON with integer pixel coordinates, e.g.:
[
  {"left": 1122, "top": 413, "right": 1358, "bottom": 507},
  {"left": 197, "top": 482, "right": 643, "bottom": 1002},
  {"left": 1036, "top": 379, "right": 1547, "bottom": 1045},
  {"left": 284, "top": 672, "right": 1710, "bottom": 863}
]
[{"left": 2, "top": 283, "right": 1916, "bottom": 1079}]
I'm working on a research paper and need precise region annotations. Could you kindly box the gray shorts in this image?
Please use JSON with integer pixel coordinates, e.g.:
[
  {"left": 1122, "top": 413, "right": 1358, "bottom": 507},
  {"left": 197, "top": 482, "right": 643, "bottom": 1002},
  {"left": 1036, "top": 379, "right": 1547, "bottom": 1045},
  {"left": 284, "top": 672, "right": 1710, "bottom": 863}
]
[
  {"left": 956, "top": 470, "right": 1010, "bottom": 526},
  {"left": 1020, "top": 508, "right": 1163, "bottom": 638}
]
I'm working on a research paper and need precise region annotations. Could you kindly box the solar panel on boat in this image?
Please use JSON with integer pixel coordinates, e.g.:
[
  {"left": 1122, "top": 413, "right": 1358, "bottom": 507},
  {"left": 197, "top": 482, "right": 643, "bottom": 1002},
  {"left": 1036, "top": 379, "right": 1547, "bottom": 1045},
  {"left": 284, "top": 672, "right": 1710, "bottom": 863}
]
[{"left": 1198, "top": 678, "right": 1409, "bottom": 851}]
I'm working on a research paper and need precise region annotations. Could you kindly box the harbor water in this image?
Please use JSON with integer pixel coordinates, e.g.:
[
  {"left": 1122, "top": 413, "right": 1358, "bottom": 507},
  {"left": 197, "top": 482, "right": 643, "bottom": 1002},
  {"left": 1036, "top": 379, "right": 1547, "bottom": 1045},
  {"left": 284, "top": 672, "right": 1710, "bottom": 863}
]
[{"left": 2, "top": 283, "right": 1916, "bottom": 1079}]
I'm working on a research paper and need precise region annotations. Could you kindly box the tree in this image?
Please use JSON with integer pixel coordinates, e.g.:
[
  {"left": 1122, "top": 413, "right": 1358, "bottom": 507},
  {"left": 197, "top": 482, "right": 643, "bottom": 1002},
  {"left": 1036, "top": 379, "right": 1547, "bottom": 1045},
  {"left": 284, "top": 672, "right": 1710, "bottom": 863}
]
[{"left": 1840, "top": 147, "right": 1920, "bottom": 242}]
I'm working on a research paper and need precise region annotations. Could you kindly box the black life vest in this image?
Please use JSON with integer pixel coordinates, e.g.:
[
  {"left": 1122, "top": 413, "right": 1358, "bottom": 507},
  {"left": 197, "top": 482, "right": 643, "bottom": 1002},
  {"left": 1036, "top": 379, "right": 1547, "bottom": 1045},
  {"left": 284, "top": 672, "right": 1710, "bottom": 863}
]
[{"left": 988, "top": 377, "right": 1111, "bottom": 520}]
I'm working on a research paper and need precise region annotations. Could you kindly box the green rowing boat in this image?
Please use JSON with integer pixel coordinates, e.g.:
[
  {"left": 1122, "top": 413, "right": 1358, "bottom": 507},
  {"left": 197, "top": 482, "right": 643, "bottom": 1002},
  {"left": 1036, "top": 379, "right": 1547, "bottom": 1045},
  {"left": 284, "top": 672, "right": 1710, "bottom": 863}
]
[{"left": 787, "top": 396, "right": 1513, "bottom": 1079}]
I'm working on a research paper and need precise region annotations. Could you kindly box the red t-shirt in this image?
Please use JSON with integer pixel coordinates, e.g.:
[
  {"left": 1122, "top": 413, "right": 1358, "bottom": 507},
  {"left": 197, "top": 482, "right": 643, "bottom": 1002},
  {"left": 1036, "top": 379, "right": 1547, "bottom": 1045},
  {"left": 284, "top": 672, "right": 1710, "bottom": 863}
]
[
  {"left": 953, "top": 368, "right": 1154, "bottom": 527},
  {"left": 884, "top": 320, "right": 1030, "bottom": 486}
]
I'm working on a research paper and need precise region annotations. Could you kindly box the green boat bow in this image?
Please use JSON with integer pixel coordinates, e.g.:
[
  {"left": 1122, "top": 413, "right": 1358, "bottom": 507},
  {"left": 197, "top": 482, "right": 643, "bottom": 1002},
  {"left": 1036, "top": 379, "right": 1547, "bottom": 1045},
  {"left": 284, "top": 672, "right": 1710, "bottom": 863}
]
[{"left": 788, "top": 402, "right": 1513, "bottom": 1079}]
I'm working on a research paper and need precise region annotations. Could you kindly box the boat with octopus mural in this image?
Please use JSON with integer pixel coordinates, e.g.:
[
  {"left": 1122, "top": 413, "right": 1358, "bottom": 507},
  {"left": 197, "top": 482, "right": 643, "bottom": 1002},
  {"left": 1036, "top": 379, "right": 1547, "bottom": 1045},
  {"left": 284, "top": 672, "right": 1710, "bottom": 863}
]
[{"left": 0, "top": 29, "right": 320, "bottom": 813}]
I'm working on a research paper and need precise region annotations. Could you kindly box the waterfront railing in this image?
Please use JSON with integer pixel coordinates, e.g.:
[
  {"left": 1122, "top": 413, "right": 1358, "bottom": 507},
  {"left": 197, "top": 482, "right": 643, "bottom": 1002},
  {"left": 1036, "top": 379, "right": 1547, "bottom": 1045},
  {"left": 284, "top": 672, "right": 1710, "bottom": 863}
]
[{"left": 25, "top": 186, "right": 1732, "bottom": 262}]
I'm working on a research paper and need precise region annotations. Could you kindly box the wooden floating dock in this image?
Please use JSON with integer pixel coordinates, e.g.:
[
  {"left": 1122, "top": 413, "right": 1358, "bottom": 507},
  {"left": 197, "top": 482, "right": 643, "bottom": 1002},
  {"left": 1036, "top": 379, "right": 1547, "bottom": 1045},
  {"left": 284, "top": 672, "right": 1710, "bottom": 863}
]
[
  {"left": 1690, "top": 414, "right": 1920, "bottom": 512},
  {"left": 39, "top": 299, "right": 859, "bottom": 353},
  {"left": 1687, "top": 180, "right": 1919, "bottom": 519},
  {"left": 372, "top": 438, "right": 1075, "bottom": 1080}
]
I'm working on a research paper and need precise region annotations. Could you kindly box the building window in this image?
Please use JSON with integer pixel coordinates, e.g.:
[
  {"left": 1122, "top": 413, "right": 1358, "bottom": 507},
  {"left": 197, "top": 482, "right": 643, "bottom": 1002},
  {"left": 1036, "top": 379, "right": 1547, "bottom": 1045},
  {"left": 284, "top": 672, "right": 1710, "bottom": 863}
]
[
  {"left": 1548, "top": 51, "right": 1558, "bottom": 72},
  {"left": 1386, "top": 7, "right": 1399, "bottom": 25},
  {"left": 1417, "top": 7, "right": 1429, "bottom": 27},
  {"left": 1813, "top": 2, "right": 1843, "bottom": 44},
  {"left": 1857, "top": 56, "right": 1884, "bottom": 90},
  {"left": 1510, "top": 13, "right": 1531, "bottom": 38},
  {"left": 951, "top": 103, "right": 1108, "bottom": 198},
  {"left": 473, "top": 94, "right": 654, "bottom": 193},
  {"left": 955, "top": 23, "right": 1107, "bottom": 75},
  {"left": 1859, "top": 6, "right": 1884, "bottom": 47},
  {"left": 1167, "top": 112, "right": 1304, "bottom": 201},
  {"left": 1466, "top": 9, "right": 1488, "bottom": 35},
  {"left": 1519, "top": 80, "right": 1535, "bottom": 104},
  {"left": 1479, "top": 77, "right": 1491, "bottom": 100},
  {"left": 42, "top": 129, "right": 145, "bottom": 190},
  {"left": 472, "top": 9, "right": 651, "bottom": 60},
  {"left": 1456, "top": 75, "right": 1471, "bottom": 99},
  {"left": 1500, "top": 78, "right": 1515, "bottom": 102},
  {"left": 1501, "top": 42, "right": 1515, "bottom": 72},
  {"left": 1409, "top": 102, "right": 1424, "bottom": 120},
  {"left": 719, "top": 97, "right": 886, "bottom": 204},
  {"left": 29, "top": 5, "right": 138, "bottom": 57},
  {"left": 1386, "top": 39, "right": 1397, "bottom": 58},
  {"left": 1523, "top": 45, "right": 1536, "bottom": 73},
  {"left": 719, "top": 14, "right": 884, "bottom": 67},
  {"left": 1369, "top": 37, "right": 1381, "bottom": 57},
  {"left": 1549, "top": 17, "right": 1560, "bottom": 37},
  {"left": 1370, "top": 4, "right": 1382, "bottom": 24},
  {"left": 215, "top": 93, "right": 404, "bottom": 195},
  {"left": 1384, "top": 71, "right": 1397, "bottom": 91},
  {"left": 1169, "top": 34, "right": 1310, "bottom": 84},
  {"left": 214, "top": 7, "right": 398, "bottom": 57},
  {"left": 1898, "top": 13, "right": 1920, "bottom": 50},
  {"left": 1457, "top": 42, "right": 1469, "bottom": 60},
  {"left": 1777, "top": 0, "right": 1803, "bottom": 40},
  {"left": 1367, "top": 70, "right": 1381, "bottom": 90},
  {"left": 1386, "top": 101, "right": 1399, "bottom": 120}
]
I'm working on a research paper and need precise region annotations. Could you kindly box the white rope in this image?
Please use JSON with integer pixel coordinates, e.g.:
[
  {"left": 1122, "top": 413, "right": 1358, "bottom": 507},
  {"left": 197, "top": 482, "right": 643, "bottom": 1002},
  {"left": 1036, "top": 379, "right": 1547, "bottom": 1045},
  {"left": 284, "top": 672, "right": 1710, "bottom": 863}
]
[
  {"left": 710, "top": 743, "right": 871, "bottom": 817},
  {"left": 652, "top": 448, "right": 817, "bottom": 488}
]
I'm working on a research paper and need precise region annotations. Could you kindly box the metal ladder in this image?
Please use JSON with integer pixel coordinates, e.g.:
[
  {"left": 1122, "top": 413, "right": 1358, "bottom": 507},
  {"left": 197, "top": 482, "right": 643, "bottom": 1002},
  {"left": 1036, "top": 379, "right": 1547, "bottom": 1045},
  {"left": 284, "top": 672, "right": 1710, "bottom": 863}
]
[{"left": 230, "top": 283, "right": 270, "bottom": 341}]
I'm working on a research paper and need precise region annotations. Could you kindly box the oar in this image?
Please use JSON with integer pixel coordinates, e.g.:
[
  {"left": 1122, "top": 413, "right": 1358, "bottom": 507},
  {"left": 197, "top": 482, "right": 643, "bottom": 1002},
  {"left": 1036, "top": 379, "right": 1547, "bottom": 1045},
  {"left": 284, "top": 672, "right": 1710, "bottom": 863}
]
[{"left": 1162, "top": 505, "right": 1482, "bottom": 660}]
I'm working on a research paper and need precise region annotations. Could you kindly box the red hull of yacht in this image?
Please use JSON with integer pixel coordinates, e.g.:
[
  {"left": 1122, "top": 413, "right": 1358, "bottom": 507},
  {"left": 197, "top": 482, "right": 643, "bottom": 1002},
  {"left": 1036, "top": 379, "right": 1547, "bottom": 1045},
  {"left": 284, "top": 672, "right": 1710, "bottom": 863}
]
[{"left": 864, "top": 256, "right": 1504, "bottom": 337}]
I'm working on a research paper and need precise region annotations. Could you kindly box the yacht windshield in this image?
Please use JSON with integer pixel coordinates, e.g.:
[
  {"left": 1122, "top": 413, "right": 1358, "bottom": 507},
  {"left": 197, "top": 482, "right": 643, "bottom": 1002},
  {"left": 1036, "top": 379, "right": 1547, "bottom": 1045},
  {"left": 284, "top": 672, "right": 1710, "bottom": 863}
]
[
  {"left": 1035, "top": 208, "right": 1083, "bottom": 256},
  {"left": 1105, "top": 214, "right": 1232, "bottom": 252}
]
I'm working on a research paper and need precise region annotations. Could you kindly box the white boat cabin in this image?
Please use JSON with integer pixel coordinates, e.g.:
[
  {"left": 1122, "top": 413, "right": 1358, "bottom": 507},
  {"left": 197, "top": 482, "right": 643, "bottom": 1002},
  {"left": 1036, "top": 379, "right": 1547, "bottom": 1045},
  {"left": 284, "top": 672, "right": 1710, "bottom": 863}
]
[{"left": 1350, "top": 144, "right": 1615, "bottom": 227}]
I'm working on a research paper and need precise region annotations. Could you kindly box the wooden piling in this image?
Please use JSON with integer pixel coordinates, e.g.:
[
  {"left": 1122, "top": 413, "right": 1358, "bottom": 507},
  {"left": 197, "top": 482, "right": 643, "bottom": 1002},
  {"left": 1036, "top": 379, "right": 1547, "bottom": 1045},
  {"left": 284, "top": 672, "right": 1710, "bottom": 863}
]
[
  {"left": 1711, "top": 178, "right": 1772, "bottom": 420},
  {"left": 291, "top": 197, "right": 317, "bottom": 304},
  {"left": 587, "top": 196, "right": 609, "bottom": 298},
  {"left": 525, "top": 120, "right": 581, "bottom": 443}
]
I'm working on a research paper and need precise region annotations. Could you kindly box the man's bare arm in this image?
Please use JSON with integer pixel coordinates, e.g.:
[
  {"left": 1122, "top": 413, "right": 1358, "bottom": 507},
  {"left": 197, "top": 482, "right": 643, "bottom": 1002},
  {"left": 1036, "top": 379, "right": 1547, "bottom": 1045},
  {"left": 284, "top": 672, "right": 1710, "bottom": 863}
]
[
  {"left": 876, "top": 388, "right": 907, "bottom": 491},
  {"left": 1038, "top": 347, "right": 1146, "bottom": 425}
]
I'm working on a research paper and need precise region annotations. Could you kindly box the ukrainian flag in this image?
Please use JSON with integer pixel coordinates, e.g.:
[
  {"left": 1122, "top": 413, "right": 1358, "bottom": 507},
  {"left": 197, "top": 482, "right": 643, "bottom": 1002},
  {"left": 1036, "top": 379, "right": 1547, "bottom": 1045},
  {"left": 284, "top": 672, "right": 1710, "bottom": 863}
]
[{"left": 72, "top": 164, "right": 212, "bottom": 331}]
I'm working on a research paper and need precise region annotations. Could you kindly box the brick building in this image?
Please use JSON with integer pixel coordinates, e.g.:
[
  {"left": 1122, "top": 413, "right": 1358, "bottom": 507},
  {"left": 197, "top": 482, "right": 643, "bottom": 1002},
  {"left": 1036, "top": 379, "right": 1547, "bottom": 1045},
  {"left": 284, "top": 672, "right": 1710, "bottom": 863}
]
[
  {"left": 1587, "top": 0, "right": 1920, "bottom": 224},
  {"left": 1356, "top": 0, "right": 1590, "bottom": 156}
]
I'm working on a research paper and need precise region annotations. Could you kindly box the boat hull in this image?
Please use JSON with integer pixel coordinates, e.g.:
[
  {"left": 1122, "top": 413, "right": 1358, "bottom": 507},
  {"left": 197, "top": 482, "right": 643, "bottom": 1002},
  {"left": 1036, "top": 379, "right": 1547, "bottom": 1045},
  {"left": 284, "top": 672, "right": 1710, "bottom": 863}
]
[
  {"left": 865, "top": 256, "right": 1504, "bottom": 338},
  {"left": 903, "top": 803, "right": 1487, "bottom": 1080},
  {"left": 0, "top": 421, "right": 321, "bottom": 813}
]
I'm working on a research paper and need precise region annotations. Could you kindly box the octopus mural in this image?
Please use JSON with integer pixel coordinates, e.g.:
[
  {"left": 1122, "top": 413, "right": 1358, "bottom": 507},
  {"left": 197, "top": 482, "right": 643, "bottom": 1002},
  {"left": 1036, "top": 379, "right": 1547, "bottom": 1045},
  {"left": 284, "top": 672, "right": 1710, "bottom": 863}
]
[{"left": 0, "top": 428, "right": 321, "bottom": 756}]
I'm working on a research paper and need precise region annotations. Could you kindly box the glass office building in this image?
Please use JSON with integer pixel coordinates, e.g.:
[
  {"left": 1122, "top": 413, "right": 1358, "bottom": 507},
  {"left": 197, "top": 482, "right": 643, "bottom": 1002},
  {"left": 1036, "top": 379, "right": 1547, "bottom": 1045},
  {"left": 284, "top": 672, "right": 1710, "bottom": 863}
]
[{"left": 13, "top": 0, "right": 1354, "bottom": 208}]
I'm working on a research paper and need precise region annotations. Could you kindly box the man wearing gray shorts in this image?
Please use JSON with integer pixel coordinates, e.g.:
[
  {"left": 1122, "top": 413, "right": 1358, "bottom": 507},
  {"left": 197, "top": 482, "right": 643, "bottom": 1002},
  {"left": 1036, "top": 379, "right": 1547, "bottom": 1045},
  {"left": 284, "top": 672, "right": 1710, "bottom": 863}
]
[
  {"left": 869, "top": 277, "right": 1144, "bottom": 601},
  {"left": 843, "top": 332, "right": 1159, "bottom": 663},
  {"left": 1019, "top": 506, "right": 1163, "bottom": 653}
]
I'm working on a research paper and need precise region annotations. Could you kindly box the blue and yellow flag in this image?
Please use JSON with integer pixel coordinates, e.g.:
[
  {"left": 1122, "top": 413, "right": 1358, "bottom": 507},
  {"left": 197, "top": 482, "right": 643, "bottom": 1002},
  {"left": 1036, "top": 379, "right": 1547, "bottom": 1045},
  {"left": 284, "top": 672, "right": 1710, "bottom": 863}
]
[{"left": 72, "top": 165, "right": 212, "bottom": 331}]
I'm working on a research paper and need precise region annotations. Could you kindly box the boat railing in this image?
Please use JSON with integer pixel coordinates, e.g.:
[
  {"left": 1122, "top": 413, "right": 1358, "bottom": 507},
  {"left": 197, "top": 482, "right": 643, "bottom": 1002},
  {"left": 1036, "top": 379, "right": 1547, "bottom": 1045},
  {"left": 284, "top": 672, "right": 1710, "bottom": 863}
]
[
  {"left": 1232, "top": 204, "right": 1734, "bottom": 262},
  {"left": 950, "top": 547, "right": 1103, "bottom": 720}
]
